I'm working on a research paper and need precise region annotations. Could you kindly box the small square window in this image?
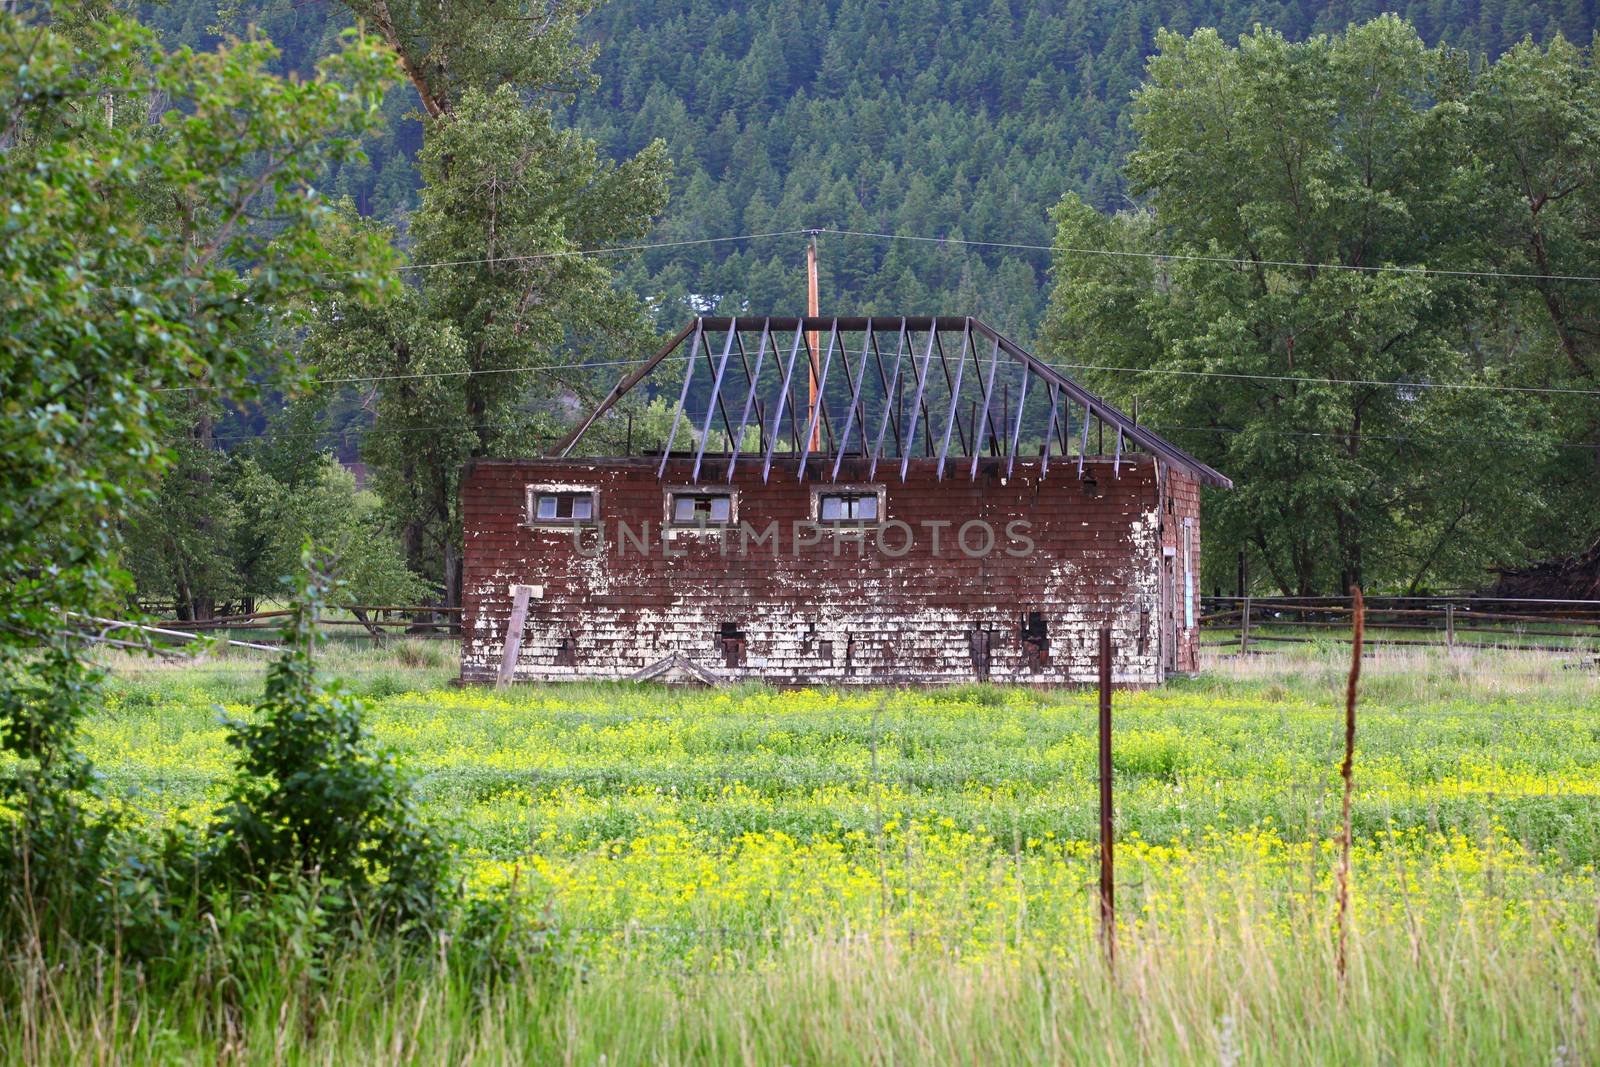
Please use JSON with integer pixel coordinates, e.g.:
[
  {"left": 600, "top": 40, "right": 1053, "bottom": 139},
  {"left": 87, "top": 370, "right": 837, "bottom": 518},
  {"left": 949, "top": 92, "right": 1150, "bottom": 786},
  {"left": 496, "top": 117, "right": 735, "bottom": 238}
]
[
  {"left": 669, "top": 491, "right": 734, "bottom": 526},
  {"left": 818, "top": 491, "right": 879, "bottom": 523},
  {"left": 528, "top": 488, "right": 597, "bottom": 525}
]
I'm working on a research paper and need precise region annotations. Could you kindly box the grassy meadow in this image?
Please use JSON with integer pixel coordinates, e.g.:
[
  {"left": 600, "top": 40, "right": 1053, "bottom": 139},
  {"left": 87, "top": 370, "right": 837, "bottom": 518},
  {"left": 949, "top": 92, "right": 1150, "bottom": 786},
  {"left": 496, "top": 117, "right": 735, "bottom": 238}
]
[{"left": 8, "top": 640, "right": 1600, "bottom": 1063}]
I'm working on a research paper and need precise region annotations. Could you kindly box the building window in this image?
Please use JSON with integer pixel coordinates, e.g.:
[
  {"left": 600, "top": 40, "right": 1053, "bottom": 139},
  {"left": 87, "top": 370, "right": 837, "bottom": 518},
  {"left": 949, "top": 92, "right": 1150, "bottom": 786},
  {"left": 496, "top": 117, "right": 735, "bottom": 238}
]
[
  {"left": 667, "top": 489, "right": 735, "bottom": 526},
  {"left": 814, "top": 487, "right": 883, "bottom": 524},
  {"left": 526, "top": 486, "right": 598, "bottom": 526}
]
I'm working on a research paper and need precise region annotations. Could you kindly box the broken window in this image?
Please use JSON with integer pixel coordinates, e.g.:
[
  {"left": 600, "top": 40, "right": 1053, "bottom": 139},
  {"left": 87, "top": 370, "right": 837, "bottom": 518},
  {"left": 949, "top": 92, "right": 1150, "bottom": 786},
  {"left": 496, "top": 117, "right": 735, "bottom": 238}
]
[
  {"left": 817, "top": 491, "right": 879, "bottom": 522},
  {"left": 529, "top": 489, "right": 596, "bottom": 524},
  {"left": 670, "top": 490, "right": 734, "bottom": 526}
]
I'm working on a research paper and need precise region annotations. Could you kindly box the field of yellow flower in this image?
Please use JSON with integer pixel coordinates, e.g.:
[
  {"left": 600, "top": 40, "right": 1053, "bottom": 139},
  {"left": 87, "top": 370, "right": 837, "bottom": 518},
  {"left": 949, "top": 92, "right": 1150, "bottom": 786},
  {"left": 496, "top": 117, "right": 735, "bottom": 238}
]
[{"left": 89, "top": 645, "right": 1600, "bottom": 968}]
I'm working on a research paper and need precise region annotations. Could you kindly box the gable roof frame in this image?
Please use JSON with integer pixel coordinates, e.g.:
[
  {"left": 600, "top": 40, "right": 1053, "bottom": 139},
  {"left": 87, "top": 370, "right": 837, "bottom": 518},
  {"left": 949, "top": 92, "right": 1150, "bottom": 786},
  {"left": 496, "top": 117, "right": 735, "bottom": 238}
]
[{"left": 551, "top": 316, "right": 1232, "bottom": 490}]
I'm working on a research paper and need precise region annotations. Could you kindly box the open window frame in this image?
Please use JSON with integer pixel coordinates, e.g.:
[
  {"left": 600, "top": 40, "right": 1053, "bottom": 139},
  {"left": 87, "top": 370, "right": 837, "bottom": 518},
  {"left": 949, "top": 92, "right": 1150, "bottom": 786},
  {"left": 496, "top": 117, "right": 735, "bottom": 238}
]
[
  {"left": 663, "top": 485, "right": 740, "bottom": 536},
  {"left": 809, "top": 484, "right": 886, "bottom": 528},
  {"left": 525, "top": 483, "right": 601, "bottom": 530}
]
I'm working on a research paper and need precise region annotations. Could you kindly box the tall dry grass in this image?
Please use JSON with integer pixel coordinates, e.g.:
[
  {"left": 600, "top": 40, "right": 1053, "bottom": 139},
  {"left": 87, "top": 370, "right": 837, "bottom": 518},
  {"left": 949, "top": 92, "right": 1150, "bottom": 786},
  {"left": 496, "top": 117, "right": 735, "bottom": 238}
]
[
  {"left": 5, "top": 900, "right": 1595, "bottom": 1065},
  {"left": 1199, "top": 642, "right": 1600, "bottom": 707}
]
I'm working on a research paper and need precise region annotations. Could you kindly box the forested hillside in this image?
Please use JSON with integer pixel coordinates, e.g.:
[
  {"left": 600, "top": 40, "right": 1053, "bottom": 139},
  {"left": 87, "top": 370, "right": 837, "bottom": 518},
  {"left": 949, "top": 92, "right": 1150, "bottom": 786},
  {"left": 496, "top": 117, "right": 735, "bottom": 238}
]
[
  {"left": 116, "top": 0, "right": 1600, "bottom": 599},
  {"left": 144, "top": 0, "right": 1598, "bottom": 338}
]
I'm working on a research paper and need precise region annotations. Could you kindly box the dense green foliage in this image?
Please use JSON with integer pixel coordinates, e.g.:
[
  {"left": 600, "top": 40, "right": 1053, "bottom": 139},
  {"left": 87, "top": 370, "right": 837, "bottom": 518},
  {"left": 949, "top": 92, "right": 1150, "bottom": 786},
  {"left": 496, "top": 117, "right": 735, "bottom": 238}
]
[
  {"left": 208, "top": 558, "right": 451, "bottom": 931},
  {"left": 123, "top": 442, "right": 428, "bottom": 616},
  {"left": 0, "top": 11, "right": 478, "bottom": 976},
  {"left": 302, "top": 3, "right": 671, "bottom": 603},
  {"left": 0, "top": 8, "right": 393, "bottom": 821},
  {"left": 142, "top": 0, "right": 1600, "bottom": 336},
  {"left": 1045, "top": 20, "right": 1600, "bottom": 594}
]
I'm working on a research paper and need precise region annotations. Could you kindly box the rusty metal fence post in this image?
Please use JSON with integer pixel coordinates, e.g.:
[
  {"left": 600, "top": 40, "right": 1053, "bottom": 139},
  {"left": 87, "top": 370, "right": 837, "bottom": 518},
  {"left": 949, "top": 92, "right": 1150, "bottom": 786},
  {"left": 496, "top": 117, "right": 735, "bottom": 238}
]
[
  {"left": 1098, "top": 624, "right": 1115, "bottom": 966},
  {"left": 1336, "top": 587, "right": 1365, "bottom": 983}
]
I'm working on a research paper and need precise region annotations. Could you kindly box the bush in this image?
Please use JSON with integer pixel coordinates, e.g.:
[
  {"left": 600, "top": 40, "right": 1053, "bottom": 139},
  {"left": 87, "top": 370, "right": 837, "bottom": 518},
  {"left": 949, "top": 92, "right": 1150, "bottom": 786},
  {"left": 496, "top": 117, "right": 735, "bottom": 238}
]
[{"left": 206, "top": 551, "right": 452, "bottom": 935}]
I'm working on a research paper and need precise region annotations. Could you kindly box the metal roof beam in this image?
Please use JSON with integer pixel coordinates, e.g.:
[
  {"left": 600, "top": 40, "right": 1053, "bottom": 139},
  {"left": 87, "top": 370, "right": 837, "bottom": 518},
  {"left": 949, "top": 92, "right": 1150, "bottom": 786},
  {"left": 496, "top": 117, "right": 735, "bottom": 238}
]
[
  {"left": 657, "top": 320, "right": 704, "bottom": 479},
  {"left": 726, "top": 322, "right": 772, "bottom": 482},
  {"left": 969, "top": 334, "right": 1001, "bottom": 481},
  {"left": 868, "top": 319, "right": 907, "bottom": 481},
  {"left": 899, "top": 328, "right": 939, "bottom": 482},
  {"left": 553, "top": 319, "right": 696, "bottom": 457},
  {"left": 797, "top": 320, "right": 840, "bottom": 481},
  {"left": 831, "top": 321, "right": 874, "bottom": 482},
  {"left": 935, "top": 323, "right": 970, "bottom": 481},
  {"left": 761, "top": 327, "right": 807, "bottom": 484}
]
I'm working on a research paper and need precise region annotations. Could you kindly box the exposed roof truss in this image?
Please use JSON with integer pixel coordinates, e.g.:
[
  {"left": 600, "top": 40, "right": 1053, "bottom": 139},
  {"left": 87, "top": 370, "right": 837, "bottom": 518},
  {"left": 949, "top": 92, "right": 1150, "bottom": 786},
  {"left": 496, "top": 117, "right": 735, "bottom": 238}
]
[{"left": 552, "top": 316, "right": 1232, "bottom": 489}]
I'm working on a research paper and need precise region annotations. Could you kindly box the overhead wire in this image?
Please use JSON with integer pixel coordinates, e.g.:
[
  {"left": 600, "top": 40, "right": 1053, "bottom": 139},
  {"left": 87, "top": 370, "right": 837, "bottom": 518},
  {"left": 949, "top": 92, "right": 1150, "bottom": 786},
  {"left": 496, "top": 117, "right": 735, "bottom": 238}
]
[
  {"left": 368, "top": 222, "right": 1600, "bottom": 286},
  {"left": 818, "top": 226, "right": 1600, "bottom": 285}
]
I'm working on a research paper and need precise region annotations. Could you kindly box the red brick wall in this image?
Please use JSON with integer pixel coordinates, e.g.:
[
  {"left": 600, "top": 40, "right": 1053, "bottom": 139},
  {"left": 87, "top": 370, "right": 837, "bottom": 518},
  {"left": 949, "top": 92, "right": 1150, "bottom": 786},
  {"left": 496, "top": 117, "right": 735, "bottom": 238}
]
[{"left": 460, "top": 454, "right": 1190, "bottom": 686}]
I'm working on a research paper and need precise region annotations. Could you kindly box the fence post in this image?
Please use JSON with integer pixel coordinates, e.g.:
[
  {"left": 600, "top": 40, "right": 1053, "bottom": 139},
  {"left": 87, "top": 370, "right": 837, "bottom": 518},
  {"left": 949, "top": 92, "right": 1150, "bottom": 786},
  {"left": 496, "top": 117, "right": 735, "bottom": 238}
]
[
  {"left": 1336, "top": 586, "right": 1365, "bottom": 984},
  {"left": 1098, "top": 624, "right": 1115, "bottom": 967},
  {"left": 1239, "top": 595, "right": 1252, "bottom": 655},
  {"left": 1445, "top": 602, "right": 1455, "bottom": 650}
]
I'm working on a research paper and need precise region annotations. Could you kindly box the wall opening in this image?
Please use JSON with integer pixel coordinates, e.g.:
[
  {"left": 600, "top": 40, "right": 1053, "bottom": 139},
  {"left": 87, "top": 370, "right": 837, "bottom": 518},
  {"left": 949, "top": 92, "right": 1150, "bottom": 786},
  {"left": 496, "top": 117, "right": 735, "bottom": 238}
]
[
  {"left": 1018, "top": 612, "right": 1050, "bottom": 672},
  {"left": 671, "top": 490, "right": 734, "bottom": 526},
  {"left": 717, "top": 620, "right": 747, "bottom": 668},
  {"left": 526, "top": 486, "right": 599, "bottom": 526},
  {"left": 967, "top": 625, "right": 993, "bottom": 681},
  {"left": 555, "top": 634, "right": 578, "bottom": 667}
]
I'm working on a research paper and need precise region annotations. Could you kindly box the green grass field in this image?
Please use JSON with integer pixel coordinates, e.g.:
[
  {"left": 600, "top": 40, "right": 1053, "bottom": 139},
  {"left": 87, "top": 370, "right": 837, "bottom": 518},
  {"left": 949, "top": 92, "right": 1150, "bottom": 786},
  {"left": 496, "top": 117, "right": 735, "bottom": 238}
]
[{"left": 9, "top": 642, "right": 1600, "bottom": 1063}]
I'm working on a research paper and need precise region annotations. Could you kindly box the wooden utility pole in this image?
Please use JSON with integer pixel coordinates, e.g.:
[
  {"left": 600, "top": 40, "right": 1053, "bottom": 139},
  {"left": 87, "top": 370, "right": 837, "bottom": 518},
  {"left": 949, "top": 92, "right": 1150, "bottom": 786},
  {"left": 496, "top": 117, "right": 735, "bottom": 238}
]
[{"left": 807, "top": 231, "right": 821, "bottom": 451}]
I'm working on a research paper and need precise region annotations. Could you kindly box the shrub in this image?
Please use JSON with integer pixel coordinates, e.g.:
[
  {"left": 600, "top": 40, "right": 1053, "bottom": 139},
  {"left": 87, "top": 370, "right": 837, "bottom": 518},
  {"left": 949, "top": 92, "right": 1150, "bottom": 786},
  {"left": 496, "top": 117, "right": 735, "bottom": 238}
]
[{"left": 207, "top": 551, "right": 452, "bottom": 934}]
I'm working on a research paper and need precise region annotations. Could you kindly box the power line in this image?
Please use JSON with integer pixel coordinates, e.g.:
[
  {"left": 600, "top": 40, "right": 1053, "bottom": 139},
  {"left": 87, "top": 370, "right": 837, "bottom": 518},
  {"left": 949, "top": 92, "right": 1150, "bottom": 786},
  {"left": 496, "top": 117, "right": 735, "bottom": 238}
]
[
  {"left": 156, "top": 355, "right": 648, "bottom": 394},
  {"left": 1053, "top": 361, "right": 1600, "bottom": 398},
  {"left": 312, "top": 223, "right": 1600, "bottom": 286},
  {"left": 820, "top": 226, "right": 1600, "bottom": 285},
  {"left": 142, "top": 223, "right": 1600, "bottom": 399},
  {"left": 372, "top": 229, "right": 814, "bottom": 275},
  {"left": 162, "top": 333, "right": 1600, "bottom": 400},
  {"left": 206, "top": 412, "right": 1600, "bottom": 454}
]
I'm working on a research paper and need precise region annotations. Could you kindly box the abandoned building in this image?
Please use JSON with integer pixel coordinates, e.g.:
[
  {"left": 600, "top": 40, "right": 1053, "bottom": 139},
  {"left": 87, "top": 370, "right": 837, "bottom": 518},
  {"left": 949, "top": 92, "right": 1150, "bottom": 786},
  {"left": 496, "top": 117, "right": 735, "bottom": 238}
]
[{"left": 460, "top": 316, "right": 1230, "bottom": 686}]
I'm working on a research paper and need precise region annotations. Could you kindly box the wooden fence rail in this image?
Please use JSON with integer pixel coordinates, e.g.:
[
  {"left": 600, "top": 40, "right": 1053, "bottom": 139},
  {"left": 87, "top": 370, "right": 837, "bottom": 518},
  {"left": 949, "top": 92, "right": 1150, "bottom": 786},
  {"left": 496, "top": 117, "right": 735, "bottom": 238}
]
[
  {"left": 135, "top": 606, "right": 463, "bottom": 644},
  {"left": 1199, "top": 595, "right": 1600, "bottom": 656}
]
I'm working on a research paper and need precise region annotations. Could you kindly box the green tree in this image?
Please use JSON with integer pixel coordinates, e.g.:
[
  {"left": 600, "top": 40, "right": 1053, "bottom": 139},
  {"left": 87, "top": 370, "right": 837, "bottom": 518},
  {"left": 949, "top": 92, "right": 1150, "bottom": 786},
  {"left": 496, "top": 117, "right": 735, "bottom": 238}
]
[
  {"left": 248, "top": 457, "right": 431, "bottom": 610},
  {"left": 309, "top": 14, "right": 670, "bottom": 604},
  {"left": 1469, "top": 34, "right": 1600, "bottom": 558},
  {"left": 343, "top": 0, "right": 599, "bottom": 120},
  {"left": 1044, "top": 18, "right": 1556, "bottom": 595},
  {"left": 0, "top": 9, "right": 396, "bottom": 923}
]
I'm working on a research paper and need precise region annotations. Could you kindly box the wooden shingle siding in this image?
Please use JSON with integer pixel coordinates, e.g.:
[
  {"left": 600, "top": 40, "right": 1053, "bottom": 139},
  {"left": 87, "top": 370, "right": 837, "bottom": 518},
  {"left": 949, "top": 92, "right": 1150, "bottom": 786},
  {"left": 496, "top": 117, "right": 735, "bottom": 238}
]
[{"left": 461, "top": 455, "right": 1189, "bottom": 686}]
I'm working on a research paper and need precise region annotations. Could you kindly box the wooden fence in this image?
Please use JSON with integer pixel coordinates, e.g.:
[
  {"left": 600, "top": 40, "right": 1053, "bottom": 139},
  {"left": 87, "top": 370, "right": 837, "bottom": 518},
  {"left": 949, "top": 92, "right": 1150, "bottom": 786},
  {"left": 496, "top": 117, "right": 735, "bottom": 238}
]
[
  {"left": 1199, "top": 595, "right": 1600, "bottom": 655},
  {"left": 139, "top": 605, "right": 462, "bottom": 644}
]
